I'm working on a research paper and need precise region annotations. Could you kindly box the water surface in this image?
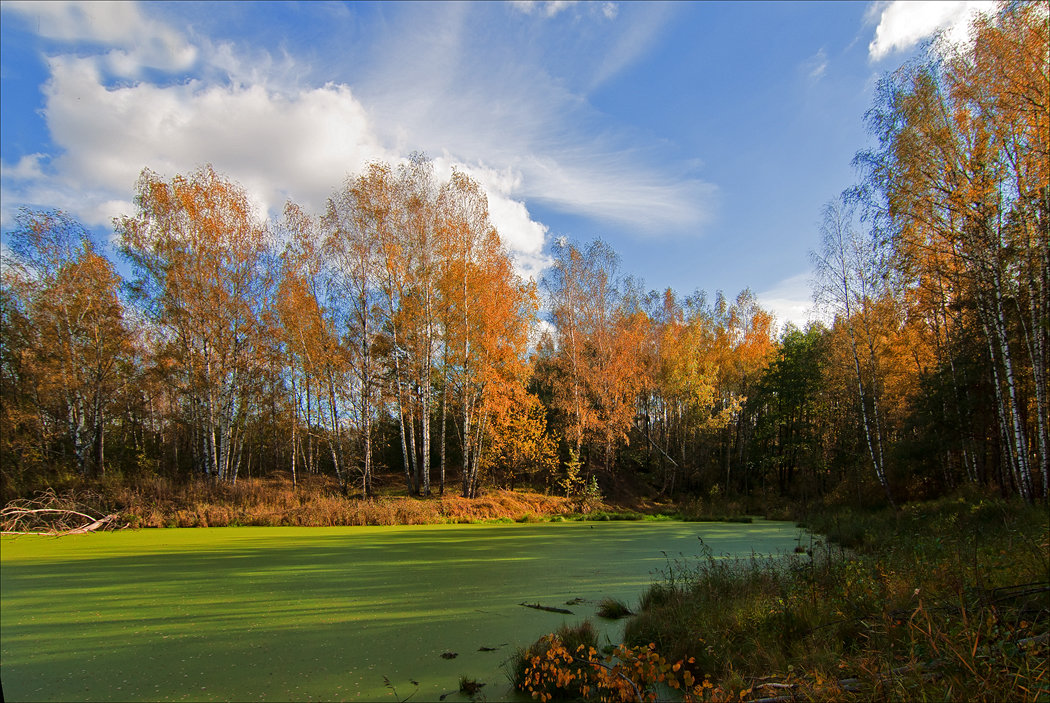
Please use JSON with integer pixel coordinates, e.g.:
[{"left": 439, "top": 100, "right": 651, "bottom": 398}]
[{"left": 1, "top": 520, "right": 802, "bottom": 701}]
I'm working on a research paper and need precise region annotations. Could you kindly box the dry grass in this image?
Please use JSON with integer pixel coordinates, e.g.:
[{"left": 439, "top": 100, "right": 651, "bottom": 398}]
[{"left": 79, "top": 474, "right": 578, "bottom": 528}]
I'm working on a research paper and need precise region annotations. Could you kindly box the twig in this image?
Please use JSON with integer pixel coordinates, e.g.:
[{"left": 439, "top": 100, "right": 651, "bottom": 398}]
[{"left": 1016, "top": 631, "right": 1049, "bottom": 650}]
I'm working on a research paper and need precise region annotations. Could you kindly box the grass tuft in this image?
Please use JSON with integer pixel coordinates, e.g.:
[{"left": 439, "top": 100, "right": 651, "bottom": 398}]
[{"left": 595, "top": 597, "right": 634, "bottom": 619}]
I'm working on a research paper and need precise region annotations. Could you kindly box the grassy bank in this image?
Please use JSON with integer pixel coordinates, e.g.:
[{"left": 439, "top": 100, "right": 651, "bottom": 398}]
[
  {"left": 1, "top": 473, "right": 768, "bottom": 532},
  {"left": 515, "top": 491, "right": 1050, "bottom": 701},
  {"left": 1, "top": 474, "right": 585, "bottom": 529}
]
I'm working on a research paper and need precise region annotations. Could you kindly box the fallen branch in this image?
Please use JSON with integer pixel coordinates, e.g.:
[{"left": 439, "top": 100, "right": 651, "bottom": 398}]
[
  {"left": 520, "top": 602, "right": 574, "bottom": 615},
  {"left": 1, "top": 489, "right": 122, "bottom": 535},
  {"left": 68, "top": 514, "right": 120, "bottom": 534}
]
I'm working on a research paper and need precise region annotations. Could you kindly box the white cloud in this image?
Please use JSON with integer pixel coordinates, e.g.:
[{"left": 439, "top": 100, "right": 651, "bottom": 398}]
[
  {"left": 510, "top": 1, "right": 575, "bottom": 18},
  {"left": 2, "top": 1, "right": 710, "bottom": 279},
  {"left": 430, "top": 157, "right": 551, "bottom": 278},
  {"left": 357, "top": 4, "right": 709, "bottom": 235},
  {"left": 803, "top": 48, "right": 828, "bottom": 81},
  {"left": 522, "top": 154, "right": 716, "bottom": 230},
  {"left": 36, "top": 56, "right": 391, "bottom": 219},
  {"left": 589, "top": 4, "right": 672, "bottom": 89},
  {"left": 756, "top": 272, "right": 822, "bottom": 332},
  {"left": 867, "top": 1, "right": 997, "bottom": 61},
  {"left": 1, "top": 153, "right": 48, "bottom": 181},
  {"left": 3, "top": 0, "right": 197, "bottom": 75},
  {"left": 1, "top": 52, "right": 552, "bottom": 275}
]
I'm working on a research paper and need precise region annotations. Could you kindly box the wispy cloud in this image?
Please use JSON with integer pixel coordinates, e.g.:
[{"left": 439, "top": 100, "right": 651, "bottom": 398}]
[
  {"left": 521, "top": 154, "right": 716, "bottom": 231},
  {"left": 802, "top": 48, "right": 828, "bottom": 81},
  {"left": 4, "top": 0, "right": 197, "bottom": 76},
  {"left": 510, "top": 1, "right": 574, "bottom": 19},
  {"left": 357, "top": 3, "right": 710, "bottom": 234},
  {"left": 866, "top": 0, "right": 996, "bottom": 61},
  {"left": 1, "top": 0, "right": 712, "bottom": 286},
  {"left": 588, "top": 3, "right": 673, "bottom": 89}
]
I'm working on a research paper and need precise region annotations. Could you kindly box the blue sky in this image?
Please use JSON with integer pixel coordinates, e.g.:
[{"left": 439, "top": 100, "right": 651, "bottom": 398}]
[{"left": 0, "top": 1, "right": 996, "bottom": 328}]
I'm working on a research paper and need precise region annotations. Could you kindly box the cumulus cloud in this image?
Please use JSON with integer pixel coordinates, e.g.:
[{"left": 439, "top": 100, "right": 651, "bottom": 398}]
[
  {"left": 1, "top": 50, "right": 552, "bottom": 273},
  {"left": 37, "top": 56, "right": 389, "bottom": 219},
  {"left": 867, "top": 1, "right": 997, "bottom": 61},
  {"left": 470, "top": 170, "right": 552, "bottom": 278},
  {"left": 2, "top": 1, "right": 712, "bottom": 278},
  {"left": 1, "top": 153, "right": 48, "bottom": 181},
  {"left": 429, "top": 157, "right": 551, "bottom": 279}
]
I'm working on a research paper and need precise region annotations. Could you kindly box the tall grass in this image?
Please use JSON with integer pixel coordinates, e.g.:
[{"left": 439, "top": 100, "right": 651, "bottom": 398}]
[{"left": 21, "top": 474, "right": 580, "bottom": 528}]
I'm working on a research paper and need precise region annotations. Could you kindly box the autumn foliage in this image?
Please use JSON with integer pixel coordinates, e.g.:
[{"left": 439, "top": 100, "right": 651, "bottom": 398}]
[
  {"left": 1, "top": 2, "right": 1046, "bottom": 509},
  {"left": 518, "top": 631, "right": 710, "bottom": 703}
]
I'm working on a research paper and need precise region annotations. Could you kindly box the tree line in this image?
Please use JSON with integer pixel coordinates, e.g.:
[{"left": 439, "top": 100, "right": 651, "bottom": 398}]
[{"left": 1, "top": 1, "right": 1045, "bottom": 505}]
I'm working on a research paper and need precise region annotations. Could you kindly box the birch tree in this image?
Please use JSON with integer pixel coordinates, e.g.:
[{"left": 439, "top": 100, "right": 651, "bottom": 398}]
[
  {"left": 119, "top": 165, "right": 273, "bottom": 483},
  {"left": 4, "top": 209, "right": 131, "bottom": 477},
  {"left": 323, "top": 171, "right": 388, "bottom": 497},
  {"left": 813, "top": 199, "right": 896, "bottom": 506},
  {"left": 438, "top": 170, "right": 537, "bottom": 498},
  {"left": 857, "top": 2, "right": 1047, "bottom": 500}
]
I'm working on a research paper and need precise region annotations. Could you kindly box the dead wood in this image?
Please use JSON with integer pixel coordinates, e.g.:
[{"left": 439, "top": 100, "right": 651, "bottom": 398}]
[
  {"left": 1, "top": 489, "right": 122, "bottom": 535},
  {"left": 520, "top": 602, "right": 574, "bottom": 615}
]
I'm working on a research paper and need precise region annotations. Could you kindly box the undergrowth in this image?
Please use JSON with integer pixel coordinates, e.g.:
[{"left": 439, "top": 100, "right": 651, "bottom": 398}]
[
  {"left": 515, "top": 492, "right": 1050, "bottom": 702},
  {"left": 6, "top": 475, "right": 583, "bottom": 528}
]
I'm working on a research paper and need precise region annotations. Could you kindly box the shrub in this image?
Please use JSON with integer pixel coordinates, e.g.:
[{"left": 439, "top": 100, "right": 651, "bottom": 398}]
[{"left": 510, "top": 620, "right": 599, "bottom": 698}]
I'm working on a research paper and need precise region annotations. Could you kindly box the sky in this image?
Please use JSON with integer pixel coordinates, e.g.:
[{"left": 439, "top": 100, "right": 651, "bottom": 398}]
[{"left": 0, "top": 0, "right": 997, "bottom": 329}]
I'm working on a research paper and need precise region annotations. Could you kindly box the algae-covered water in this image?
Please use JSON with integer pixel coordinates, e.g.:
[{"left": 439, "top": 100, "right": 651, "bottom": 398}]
[{"left": 1, "top": 520, "right": 802, "bottom": 702}]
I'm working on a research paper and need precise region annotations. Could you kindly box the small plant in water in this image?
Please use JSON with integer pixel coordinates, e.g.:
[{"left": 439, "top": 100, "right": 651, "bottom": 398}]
[
  {"left": 596, "top": 597, "right": 634, "bottom": 619},
  {"left": 383, "top": 675, "right": 418, "bottom": 702},
  {"left": 458, "top": 676, "right": 485, "bottom": 697}
]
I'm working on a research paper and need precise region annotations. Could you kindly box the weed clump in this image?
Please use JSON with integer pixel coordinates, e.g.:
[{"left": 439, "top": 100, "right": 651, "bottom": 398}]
[
  {"left": 458, "top": 676, "right": 484, "bottom": 697},
  {"left": 595, "top": 597, "right": 634, "bottom": 619}
]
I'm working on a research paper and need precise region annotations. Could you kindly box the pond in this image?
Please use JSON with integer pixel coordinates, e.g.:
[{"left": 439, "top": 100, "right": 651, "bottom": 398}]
[{"left": 1, "top": 520, "right": 803, "bottom": 701}]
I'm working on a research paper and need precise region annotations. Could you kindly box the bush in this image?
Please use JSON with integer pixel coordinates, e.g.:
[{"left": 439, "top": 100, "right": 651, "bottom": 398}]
[{"left": 510, "top": 620, "right": 599, "bottom": 699}]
